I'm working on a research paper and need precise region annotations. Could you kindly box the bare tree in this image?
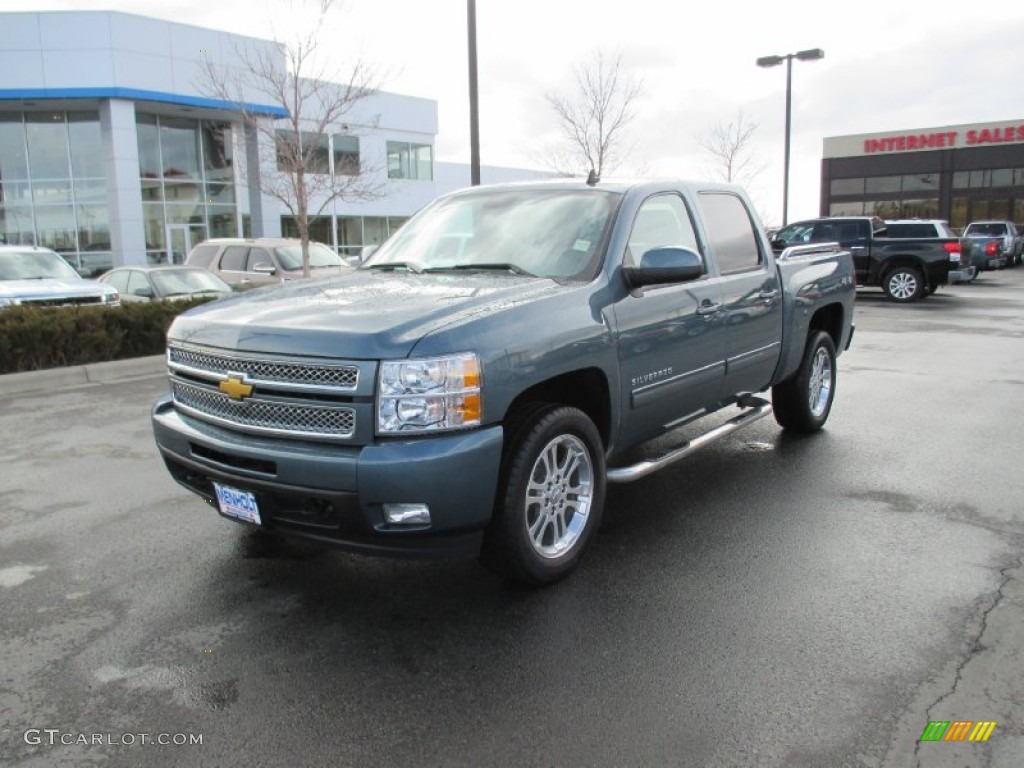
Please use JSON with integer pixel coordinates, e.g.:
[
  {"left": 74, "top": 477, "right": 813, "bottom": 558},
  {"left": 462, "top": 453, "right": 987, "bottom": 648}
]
[
  {"left": 543, "top": 51, "right": 643, "bottom": 178},
  {"left": 698, "top": 110, "right": 765, "bottom": 189},
  {"left": 200, "top": 0, "right": 383, "bottom": 276}
]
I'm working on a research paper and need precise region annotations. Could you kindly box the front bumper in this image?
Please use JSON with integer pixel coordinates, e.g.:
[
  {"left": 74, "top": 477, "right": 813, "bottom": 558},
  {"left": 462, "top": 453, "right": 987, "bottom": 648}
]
[{"left": 152, "top": 395, "right": 504, "bottom": 559}]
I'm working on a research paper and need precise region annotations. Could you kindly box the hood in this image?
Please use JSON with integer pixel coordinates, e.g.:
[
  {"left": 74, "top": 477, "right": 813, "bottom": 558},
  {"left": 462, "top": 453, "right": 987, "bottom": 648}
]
[
  {"left": 0, "top": 278, "right": 116, "bottom": 303},
  {"left": 168, "top": 271, "right": 569, "bottom": 359}
]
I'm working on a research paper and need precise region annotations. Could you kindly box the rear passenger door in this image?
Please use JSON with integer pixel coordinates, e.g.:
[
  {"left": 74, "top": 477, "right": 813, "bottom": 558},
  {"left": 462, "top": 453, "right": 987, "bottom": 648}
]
[
  {"left": 216, "top": 245, "right": 251, "bottom": 288},
  {"left": 696, "top": 191, "right": 783, "bottom": 398},
  {"left": 244, "top": 247, "right": 278, "bottom": 286},
  {"left": 812, "top": 219, "right": 870, "bottom": 282}
]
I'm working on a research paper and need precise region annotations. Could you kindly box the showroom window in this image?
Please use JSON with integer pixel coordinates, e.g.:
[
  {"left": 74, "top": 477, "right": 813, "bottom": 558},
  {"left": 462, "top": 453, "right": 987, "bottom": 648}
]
[
  {"left": 0, "top": 111, "right": 111, "bottom": 274},
  {"left": 137, "top": 114, "right": 238, "bottom": 264},
  {"left": 387, "top": 141, "right": 433, "bottom": 180}
]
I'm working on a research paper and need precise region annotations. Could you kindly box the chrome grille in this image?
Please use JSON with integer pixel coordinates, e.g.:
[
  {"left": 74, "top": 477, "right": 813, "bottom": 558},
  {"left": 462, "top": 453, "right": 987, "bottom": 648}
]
[
  {"left": 169, "top": 346, "right": 358, "bottom": 389},
  {"left": 172, "top": 380, "right": 355, "bottom": 439}
]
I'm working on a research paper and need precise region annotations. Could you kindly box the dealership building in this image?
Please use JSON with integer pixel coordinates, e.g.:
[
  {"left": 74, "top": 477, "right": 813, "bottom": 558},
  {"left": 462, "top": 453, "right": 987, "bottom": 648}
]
[
  {"left": 0, "top": 11, "right": 545, "bottom": 274},
  {"left": 821, "top": 119, "right": 1024, "bottom": 228}
]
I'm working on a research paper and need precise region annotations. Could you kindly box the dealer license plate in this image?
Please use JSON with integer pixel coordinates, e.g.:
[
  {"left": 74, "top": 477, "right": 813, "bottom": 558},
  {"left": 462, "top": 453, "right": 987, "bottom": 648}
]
[{"left": 213, "top": 482, "right": 261, "bottom": 525}]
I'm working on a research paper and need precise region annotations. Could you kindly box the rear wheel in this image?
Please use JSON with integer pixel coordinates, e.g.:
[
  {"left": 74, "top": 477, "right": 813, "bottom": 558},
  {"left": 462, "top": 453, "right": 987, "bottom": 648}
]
[
  {"left": 481, "top": 405, "right": 605, "bottom": 586},
  {"left": 772, "top": 331, "right": 837, "bottom": 433},
  {"left": 882, "top": 265, "right": 924, "bottom": 302}
]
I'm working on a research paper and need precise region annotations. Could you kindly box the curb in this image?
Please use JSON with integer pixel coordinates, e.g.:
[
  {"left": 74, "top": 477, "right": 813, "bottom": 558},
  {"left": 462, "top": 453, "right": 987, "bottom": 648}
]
[{"left": 0, "top": 355, "right": 165, "bottom": 397}]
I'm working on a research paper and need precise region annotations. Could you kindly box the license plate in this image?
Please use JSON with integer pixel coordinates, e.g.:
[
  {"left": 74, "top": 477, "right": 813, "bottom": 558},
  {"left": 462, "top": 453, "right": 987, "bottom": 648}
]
[{"left": 213, "top": 482, "right": 262, "bottom": 525}]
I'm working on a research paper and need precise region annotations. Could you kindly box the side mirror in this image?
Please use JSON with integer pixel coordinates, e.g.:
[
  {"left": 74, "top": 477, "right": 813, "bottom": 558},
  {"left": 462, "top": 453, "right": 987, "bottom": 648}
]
[
  {"left": 622, "top": 247, "right": 704, "bottom": 289},
  {"left": 251, "top": 263, "right": 277, "bottom": 275},
  {"left": 133, "top": 286, "right": 155, "bottom": 299}
]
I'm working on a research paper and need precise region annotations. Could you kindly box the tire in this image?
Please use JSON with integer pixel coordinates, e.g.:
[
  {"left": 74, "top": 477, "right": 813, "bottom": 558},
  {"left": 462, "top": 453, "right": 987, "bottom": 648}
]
[
  {"left": 772, "top": 331, "right": 837, "bottom": 433},
  {"left": 481, "top": 405, "right": 606, "bottom": 586},
  {"left": 882, "top": 265, "right": 925, "bottom": 302}
]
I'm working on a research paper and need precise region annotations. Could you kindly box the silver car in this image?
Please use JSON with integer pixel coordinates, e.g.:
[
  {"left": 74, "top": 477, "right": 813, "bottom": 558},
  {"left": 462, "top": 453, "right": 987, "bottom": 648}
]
[{"left": 184, "top": 238, "right": 352, "bottom": 290}]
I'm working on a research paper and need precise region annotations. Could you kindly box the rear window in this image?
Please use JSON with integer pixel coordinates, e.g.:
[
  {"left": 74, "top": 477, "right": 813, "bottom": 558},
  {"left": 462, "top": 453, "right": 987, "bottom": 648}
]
[
  {"left": 885, "top": 223, "right": 939, "bottom": 238},
  {"left": 185, "top": 244, "right": 221, "bottom": 268},
  {"left": 964, "top": 222, "right": 1005, "bottom": 237}
]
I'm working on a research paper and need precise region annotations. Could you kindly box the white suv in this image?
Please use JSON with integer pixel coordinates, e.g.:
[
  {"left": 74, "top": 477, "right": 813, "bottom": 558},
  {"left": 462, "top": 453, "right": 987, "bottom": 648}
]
[{"left": 0, "top": 245, "right": 120, "bottom": 308}]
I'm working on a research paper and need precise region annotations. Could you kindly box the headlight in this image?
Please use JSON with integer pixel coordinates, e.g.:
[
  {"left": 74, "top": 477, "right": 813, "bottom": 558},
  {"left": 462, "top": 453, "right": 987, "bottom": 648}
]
[
  {"left": 102, "top": 290, "right": 119, "bottom": 305},
  {"left": 377, "top": 353, "right": 481, "bottom": 434}
]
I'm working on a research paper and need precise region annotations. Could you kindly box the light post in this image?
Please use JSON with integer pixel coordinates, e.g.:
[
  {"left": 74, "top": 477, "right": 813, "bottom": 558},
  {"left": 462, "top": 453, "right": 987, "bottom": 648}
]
[
  {"left": 467, "top": 0, "right": 480, "bottom": 186},
  {"left": 756, "top": 48, "right": 824, "bottom": 225}
]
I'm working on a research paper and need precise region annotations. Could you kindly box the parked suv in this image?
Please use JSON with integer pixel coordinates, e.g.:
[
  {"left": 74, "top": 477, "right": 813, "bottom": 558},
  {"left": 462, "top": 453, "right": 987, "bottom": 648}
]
[
  {"left": 962, "top": 220, "right": 1022, "bottom": 268},
  {"left": 0, "top": 245, "right": 119, "bottom": 308},
  {"left": 185, "top": 238, "right": 351, "bottom": 290}
]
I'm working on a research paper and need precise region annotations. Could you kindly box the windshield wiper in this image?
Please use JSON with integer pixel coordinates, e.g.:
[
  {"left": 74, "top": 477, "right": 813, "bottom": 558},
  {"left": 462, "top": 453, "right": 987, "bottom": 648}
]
[
  {"left": 424, "top": 263, "right": 537, "bottom": 277},
  {"left": 363, "top": 262, "right": 422, "bottom": 273}
]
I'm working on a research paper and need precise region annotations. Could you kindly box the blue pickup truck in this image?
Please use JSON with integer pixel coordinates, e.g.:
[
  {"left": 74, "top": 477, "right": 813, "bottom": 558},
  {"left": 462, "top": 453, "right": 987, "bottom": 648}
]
[{"left": 152, "top": 179, "right": 855, "bottom": 584}]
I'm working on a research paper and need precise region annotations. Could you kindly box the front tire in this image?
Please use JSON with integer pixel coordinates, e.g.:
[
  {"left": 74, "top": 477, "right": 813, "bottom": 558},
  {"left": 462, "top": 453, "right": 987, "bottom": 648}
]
[
  {"left": 772, "top": 331, "right": 837, "bottom": 433},
  {"left": 882, "top": 265, "right": 924, "bottom": 302},
  {"left": 481, "top": 405, "right": 605, "bottom": 586}
]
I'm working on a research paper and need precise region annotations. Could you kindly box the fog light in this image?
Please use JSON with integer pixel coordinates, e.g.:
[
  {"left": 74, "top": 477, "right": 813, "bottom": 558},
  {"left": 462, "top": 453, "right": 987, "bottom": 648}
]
[{"left": 384, "top": 503, "right": 431, "bottom": 525}]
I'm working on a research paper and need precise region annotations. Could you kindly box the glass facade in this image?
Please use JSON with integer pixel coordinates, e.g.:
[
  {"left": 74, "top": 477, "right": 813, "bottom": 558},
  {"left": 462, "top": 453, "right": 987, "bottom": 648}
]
[
  {"left": 0, "top": 111, "right": 111, "bottom": 274},
  {"left": 281, "top": 214, "right": 409, "bottom": 258},
  {"left": 137, "top": 114, "right": 237, "bottom": 263}
]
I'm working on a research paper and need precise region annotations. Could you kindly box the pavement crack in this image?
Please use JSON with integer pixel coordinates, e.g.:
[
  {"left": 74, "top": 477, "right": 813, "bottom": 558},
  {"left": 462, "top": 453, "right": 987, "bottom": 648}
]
[{"left": 912, "top": 556, "right": 1023, "bottom": 766}]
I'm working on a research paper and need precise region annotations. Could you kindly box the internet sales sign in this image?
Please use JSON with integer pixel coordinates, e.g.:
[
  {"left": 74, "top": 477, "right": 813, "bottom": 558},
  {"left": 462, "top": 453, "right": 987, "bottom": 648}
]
[{"left": 864, "top": 123, "right": 1024, "bottom": 154}]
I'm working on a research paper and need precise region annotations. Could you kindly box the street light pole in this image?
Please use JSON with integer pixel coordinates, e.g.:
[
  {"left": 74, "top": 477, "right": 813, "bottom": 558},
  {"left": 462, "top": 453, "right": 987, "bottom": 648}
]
[
  {"left": 467, "top": 0, "right": 480, "bottom": 186},
  {"left": 756, "top": 48, "right": 824, "bottom": 226}
]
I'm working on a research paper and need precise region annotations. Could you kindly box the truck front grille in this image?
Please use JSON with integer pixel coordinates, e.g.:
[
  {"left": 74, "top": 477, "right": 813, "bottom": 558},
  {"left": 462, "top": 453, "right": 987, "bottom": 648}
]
[
  {"left": 167, "top": 343, "right": 366, "bottom": 442},
  {"left": 172, "top": 380, "right": 356, "bottom": 440},
  {"left": 169, "top": 346, "right": 358, "bottom": 389}
]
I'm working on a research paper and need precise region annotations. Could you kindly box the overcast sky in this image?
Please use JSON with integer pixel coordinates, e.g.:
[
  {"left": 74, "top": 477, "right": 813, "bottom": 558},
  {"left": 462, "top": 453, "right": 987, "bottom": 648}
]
[{"left": 8, "top": 0, "right": 1024, "bottom": 225}]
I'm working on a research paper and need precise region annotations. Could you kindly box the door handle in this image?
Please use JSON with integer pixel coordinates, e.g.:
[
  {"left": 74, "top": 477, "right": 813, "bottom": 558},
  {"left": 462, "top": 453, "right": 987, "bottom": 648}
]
[
  {"left": 758, "top": 289, "right": 780, "bottom": 300},
  {"left": 696, "top": 302, "right": 721, "bottom": 316}
]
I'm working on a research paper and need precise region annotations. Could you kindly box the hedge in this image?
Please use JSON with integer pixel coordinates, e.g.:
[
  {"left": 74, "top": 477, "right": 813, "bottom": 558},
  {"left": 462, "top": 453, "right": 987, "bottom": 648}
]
[{"left": 0, "top": 298, "right": 215, "bottom": 374}]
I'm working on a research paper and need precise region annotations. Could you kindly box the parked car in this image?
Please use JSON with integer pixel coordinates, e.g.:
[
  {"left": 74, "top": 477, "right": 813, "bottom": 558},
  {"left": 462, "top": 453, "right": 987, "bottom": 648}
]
[
  {"left": 771, "top": 216, "right": 963, "bottom": 301},
  {"left": 0, "top": 245, "right": 119, "bottom": 308},
  {"left": 97, "top": 265, "right": 235, "bottom": 303},
  {"left": 185, "top": 238, "right": 352, "bottom": 290},
  {"left": 883, "top": 219, "right": 977, "bottom": 285},
  {"left": 962, "top": 220, "right": 1021, "bottom": 269}
]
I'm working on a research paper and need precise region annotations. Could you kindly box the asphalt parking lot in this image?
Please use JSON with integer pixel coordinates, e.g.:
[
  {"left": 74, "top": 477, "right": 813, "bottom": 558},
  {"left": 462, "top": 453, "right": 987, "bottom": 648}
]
[{"left": 1, "top": 270, "right": 1023, "bottom": 767}]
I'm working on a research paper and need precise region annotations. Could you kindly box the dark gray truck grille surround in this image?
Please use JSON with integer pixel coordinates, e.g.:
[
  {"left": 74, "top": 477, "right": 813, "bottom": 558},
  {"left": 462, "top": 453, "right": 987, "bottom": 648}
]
[{"left": 167, "top": 344, "right": 360, "bottom": 442}]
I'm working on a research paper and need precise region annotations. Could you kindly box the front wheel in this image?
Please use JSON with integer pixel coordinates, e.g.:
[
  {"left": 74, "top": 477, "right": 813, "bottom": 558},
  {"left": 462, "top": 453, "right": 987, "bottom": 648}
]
[
  {"left": 772, "top": 331, "right": 837, "bottom": 433},
  {"left": 481, "top": 405, "right": 605, "bottom": 586},
  {"left": 882, "top": 265, "right": 924, "bottom": 302}
]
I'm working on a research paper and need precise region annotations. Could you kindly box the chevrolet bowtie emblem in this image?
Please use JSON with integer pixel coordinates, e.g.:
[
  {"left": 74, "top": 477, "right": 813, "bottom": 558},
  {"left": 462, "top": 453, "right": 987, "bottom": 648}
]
[{"left": 219, "top": 375, "right": 254, "bottom": 401}]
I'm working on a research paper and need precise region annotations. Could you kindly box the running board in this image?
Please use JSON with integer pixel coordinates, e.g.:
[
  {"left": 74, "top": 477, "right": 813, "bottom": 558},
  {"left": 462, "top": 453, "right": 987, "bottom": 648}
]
[{"left": 606, "top": 396, "right": 773, "bottom": 483}]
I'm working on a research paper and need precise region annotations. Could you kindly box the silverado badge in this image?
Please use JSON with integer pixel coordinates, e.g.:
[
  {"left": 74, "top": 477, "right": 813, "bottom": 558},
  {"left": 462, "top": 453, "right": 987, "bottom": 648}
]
[{"left": 219, "top": 375, "right": 254, "bottom": 401}]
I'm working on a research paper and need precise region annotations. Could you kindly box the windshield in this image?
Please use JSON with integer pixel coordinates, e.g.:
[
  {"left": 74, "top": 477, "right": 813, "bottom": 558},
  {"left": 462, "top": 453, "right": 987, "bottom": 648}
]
[
  {"left": 275, "top": 242, "right": 346, "bottom": 270},
  {"left": 151, "top": 268, "right": 231, "bottom": 296},
  {"left": 362, "top": 188, "right": 620, "bottom": 280},
  {"left": 0, "top": 250, "right": 81, "bottom": 281}
]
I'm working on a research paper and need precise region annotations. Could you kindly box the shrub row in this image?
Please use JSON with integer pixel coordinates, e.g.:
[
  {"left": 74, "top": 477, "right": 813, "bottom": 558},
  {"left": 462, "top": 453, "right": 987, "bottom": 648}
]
[{"left": 0, "top": 299, "right": 214, "bottom": 374}]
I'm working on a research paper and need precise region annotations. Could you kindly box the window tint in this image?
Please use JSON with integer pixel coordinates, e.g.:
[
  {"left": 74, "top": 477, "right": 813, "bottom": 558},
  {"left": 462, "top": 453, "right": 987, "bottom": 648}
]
[
  {"left": 218, "top": 245, "right": 248, "bottom": 271},
  {"left": 626, "top": 194, "right": 700, "bottom": 266},
  {"left": 885, "top": 223, "right": 937, "bottom": 238},
  {"left": 698, "top": 192, "right": 761, "bottom": 273}
]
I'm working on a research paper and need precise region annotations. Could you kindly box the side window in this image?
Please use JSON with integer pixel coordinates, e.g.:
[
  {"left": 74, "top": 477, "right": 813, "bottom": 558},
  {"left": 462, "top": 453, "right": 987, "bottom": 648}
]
[
  {"left": 218, "top": 246, "right": 249, "bottom": 272},
  {"left": 125, "top": 271, "right": 150, "bottom": 296},
  {"left": 246, "top": 248, "right": 273, "bottom": 271},
  {"left": 186, "top": 244, "right": 220, "bottom": 268},
  {"left": 698, "top": 192, "right": 762, "bottom": 274},
  {"left": 625, "top": 194, "right": 700, "bottom": 266},
  {"left": 104, "top": 270, "right": 130, "bottom": 293}
]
